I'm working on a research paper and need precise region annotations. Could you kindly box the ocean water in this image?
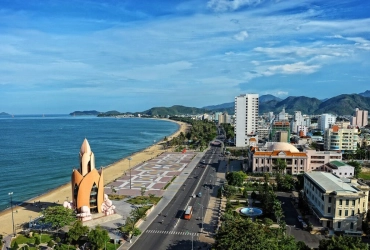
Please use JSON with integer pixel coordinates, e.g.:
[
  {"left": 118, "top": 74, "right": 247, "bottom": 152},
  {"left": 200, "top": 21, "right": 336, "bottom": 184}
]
[{"left": 0, "top": 115, "right": 178, "bottom": 211}]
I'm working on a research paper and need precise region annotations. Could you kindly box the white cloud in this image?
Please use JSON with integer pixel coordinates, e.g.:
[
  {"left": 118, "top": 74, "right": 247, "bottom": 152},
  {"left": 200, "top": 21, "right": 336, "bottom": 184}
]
[
  {"left": 275, "top": 91, "right": 288, "bottom": 96},
  {"left": 207, "top": 0, "right": 263, "bottom": 12},
  {"left": 233, "top": 30, "right": 249, "bottom": 41},
  {"left": 266, "top": 62, "right": 320, "bottom": 75}
]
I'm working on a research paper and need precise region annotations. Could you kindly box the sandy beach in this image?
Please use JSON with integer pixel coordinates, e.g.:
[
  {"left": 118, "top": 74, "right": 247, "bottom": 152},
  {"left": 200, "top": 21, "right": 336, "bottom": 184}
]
[{"left": 0, "top": 119, "right": 190, "bottom": 236}]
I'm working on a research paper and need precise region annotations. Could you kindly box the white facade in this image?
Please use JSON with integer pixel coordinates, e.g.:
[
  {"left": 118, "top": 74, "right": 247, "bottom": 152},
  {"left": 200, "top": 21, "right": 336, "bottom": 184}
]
[
  {"left": 304, "top": 172, "right": 369, "bottom": 232},
  {"left": 278, "top": 108, "right": 289, "bottom": 121},
  {"left": 305, "top": 150, "right": 342, "bottom": 172},
  {"left": 234, "top": 94, "right": 259, "bottom": 147},
  {"left": 319, "top": 114, "right": 337, "bottom": 131},
  {"left": 291, "top": 111, "right": 305, "bottom": 133}
]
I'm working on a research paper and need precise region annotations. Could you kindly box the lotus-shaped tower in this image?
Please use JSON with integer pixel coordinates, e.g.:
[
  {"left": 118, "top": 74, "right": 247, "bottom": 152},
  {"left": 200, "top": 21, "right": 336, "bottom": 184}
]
[{"left": 71, "top": 139, "right": 104, "bottom": 214}]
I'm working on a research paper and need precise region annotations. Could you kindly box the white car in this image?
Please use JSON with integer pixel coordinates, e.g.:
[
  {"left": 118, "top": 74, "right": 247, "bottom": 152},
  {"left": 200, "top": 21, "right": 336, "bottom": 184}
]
[{"left": 301, "top": 221, "right": 308, "bottom": 229}]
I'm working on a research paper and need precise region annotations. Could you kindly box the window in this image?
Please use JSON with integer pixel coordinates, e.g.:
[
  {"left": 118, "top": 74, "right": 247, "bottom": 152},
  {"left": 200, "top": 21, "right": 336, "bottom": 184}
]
[
  {"left": 352, "top": 210, "right": 355, "bottom": 216},
  {"left": 346, "top": 199, "right": 349, "bottom": 206},
  {"left": 345, "top": 210, "right": 348, "bottom": 216},
  {"left": 339, "top": 210, "right": 342, "bottom": 216},
  {"left": 328, "top": 207, "right": 331, "bottom": 213},
  {"left": 352, "top": 200, "right": 355, "bottom": 206},
  {"left": 350, "top": 222, "right": 354, "bottom": 230},
  {"left": 329, "top": 197, "right": 332, "bottom": 203},
  {"left": 338, "top": 222, "right": 341, "bottom": 228},
  {"left": 339, "top": 199, "right": 342, "bottom": 205}
]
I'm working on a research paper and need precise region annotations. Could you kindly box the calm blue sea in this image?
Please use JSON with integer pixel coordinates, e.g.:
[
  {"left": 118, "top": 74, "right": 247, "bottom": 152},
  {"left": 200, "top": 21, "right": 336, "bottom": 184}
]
[{"left": 0, "top": 115, "right": 178, "bottom": 211}]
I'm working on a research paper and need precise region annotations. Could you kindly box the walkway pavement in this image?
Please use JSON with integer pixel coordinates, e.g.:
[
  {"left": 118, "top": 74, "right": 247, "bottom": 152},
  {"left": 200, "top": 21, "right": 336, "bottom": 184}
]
[{"left": 117, "top": 150, "right": 207, "bottom": 250}]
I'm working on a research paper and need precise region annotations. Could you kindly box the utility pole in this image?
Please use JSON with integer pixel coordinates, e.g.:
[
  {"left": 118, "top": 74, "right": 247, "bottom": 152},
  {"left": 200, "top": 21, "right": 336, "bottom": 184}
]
[{"left": 9, "top": 192, "right": 15, "bottom": 237}]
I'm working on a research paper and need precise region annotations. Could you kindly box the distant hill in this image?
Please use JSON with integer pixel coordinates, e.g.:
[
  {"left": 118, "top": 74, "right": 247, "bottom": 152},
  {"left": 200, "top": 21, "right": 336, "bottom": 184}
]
[
  {"left": 315, "top": 94, "right": 370, "bottom": 115},
  {"left": 70, "top": 110, "right": 101, "bottom": 116},
  {"left": 202, "top": 102, "right": 234, "bottom": 111},
  {"left": 205, "top": 94, "right": 281, "bottom": 114},
  {"left": 0, "top": 112, "right": 10, "bottom": 116},
  {"left": 97, "top": 110, "right": 124, "bottom": 117},
  {"left": 260, "top": 94, "right": 281, "bottom": 103},
  {"left": 266, "top": 96, "right": 322, "bottom": 114},
  {"left": 207, "top": 93, "right": 370, "bottom": 115},
  {"left": 142, "top": 105, "right": 208, "bottom": 116},
  {"left": 359, "top": 90, "right": 370, "bottom": 97}
]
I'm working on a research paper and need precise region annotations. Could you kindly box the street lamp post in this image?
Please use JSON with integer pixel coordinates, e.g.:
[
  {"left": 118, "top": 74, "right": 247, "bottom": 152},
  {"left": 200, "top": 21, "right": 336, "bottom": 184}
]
[
  {"left": 29, "top": 216, "right": 32, "bottom": 229},
  {"left": 128, "top": 157, "right": 132, "bottom": 189},
  {"left": 8, "top": 192, "right": 15, "bottom": 237}
]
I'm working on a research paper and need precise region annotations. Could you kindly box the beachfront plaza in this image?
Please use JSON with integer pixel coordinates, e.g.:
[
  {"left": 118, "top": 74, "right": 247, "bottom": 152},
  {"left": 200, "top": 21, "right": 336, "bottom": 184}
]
[{"left": 106, "top": 152, "right": 196, "bottom": 196}]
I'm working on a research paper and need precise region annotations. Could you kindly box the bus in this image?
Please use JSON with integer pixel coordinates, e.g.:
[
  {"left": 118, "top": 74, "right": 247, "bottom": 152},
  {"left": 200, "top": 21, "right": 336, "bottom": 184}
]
[{"left": 184, "top": 206, "right": 193, "bottom": 220}]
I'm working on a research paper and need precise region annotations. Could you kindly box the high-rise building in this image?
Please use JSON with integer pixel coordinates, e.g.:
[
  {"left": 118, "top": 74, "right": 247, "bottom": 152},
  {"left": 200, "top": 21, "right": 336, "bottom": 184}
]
[
  {"left": 234, "top": 94, "right": 259, "bottom": 147},
  {"left": 324, "top": 125, "right": 359, "bottom": 151},
  {"left": 318, "top": 114, "right": 336, "bottom": 131},
  {"left": 351, "top": 108, "right": 369, "bottom": 127},
  {"left": 291, "top": 111, "right": 305, "bottom": 134}
]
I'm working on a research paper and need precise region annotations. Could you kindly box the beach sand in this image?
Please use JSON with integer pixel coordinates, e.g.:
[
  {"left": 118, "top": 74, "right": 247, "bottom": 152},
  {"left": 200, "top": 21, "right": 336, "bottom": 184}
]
[{"left": 0, "top": 119, "right": 190, "bottom": 236}]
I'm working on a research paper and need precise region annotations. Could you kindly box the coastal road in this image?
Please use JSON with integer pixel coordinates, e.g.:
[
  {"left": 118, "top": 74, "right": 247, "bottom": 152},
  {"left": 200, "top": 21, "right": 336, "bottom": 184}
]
[{"left": 131, "top": 145, "right": 221, "bottom": 250}]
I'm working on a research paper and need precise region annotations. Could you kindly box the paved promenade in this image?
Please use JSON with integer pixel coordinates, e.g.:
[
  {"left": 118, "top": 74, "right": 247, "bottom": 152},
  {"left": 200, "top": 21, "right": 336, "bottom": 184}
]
[{"left": 116, "top": 150, "right": 206, "bottom": 249}]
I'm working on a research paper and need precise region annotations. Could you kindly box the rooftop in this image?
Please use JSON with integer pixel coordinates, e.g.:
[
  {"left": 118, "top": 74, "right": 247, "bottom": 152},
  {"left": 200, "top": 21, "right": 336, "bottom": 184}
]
[
  {"left": 325, "top": 161, "right": 349, "bottom": 169},
  {"left": 305, "top": 172, "right": 359, "bottom": 194}
]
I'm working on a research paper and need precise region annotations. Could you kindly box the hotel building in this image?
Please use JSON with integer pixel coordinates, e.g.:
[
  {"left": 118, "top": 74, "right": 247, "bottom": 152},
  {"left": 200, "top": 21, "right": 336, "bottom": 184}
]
[{"left": 234, "top": 93, "right": 259, "bottom": 147}]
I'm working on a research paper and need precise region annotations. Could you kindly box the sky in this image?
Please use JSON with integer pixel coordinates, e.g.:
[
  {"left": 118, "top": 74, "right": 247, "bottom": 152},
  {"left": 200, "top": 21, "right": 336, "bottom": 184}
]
[{"left": 0, "top": 0, "right": 370, "bottom": 114}]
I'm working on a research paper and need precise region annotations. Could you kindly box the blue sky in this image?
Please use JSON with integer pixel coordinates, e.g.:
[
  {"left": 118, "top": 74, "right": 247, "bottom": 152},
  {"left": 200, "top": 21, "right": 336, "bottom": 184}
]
[{"left": 0, "top": 0, "right": 370, "bottom": 114}]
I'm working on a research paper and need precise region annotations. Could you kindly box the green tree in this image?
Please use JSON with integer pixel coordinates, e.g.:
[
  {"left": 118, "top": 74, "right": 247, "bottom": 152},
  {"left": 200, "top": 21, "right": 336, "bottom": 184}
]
[
  {"left": 47, "top": 240, "right": 55, "bottom": 248},
  {"left": 87, "top": 225, "right": 110, "bottom": 250},
  {"left": 42, "top": 205, "right": 76, "bottom": 229},
  {"left": 318, "top": 235, "right": 367, "bottom": 250},
  {"left": 215, "top": 217, "right": 300, "bottom": 250},
  {"left": 68, "top": 220, "right": 89, "bottom": 243},
  {"left": 140, "top": 186, "right": 146, "bottom": 197},
  {"left": 347, "top": 160, "right": 361, "bottom": 178},
  {"left": 12, "top": 241, "right": 19, "bottom": 250},
  {"left": 34, "top": 237, "right": 40, "bottom": 247},
  {"left": 223, "top": 185, "right": 237, "bottom": 199},
  {"left": 226, "top": 171, "right": 247, "bottom": 186},
  {"left": 275, "top": 159, "right": 287, "bottom": 174}
]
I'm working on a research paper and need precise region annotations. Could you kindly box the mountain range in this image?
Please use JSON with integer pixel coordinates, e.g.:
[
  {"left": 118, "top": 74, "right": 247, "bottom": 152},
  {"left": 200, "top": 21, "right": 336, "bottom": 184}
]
[
  {"left": 68, "top": 90, "right": 370, "bottom": 117},
  {"left": 202, "top": 92, "right": 370, "bottom": 116}
]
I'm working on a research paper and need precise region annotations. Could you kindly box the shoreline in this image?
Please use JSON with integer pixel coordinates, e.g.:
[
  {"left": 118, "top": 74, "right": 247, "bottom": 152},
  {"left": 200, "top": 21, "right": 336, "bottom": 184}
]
[{"left": 0, "top": 119, "right": 190, "bottom": 236}]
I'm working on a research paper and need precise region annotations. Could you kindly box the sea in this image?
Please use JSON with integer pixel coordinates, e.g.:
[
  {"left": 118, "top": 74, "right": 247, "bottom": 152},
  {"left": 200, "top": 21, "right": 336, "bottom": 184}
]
[{"left": 0, "top": 115, "right": 179, "bottom": 212}]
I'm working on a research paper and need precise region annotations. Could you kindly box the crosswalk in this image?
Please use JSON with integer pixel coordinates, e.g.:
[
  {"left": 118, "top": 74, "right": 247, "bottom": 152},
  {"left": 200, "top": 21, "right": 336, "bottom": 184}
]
[{"left": 145, "top": 230, "right": 199, "bottom": 237}]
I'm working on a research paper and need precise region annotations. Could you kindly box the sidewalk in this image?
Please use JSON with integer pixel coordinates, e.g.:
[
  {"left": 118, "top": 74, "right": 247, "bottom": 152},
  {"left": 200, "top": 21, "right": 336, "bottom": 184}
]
[
  {"left": 118, "top": 150, "right": 207, "bottom": 250},
  {"left": 198, "top": 159, "right": 228, "bottom": 244}
]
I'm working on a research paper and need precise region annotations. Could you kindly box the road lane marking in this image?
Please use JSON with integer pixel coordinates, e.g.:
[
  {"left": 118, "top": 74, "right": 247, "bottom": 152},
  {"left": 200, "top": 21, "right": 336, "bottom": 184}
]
[{"left": 145, "top": 230, "right": 199, "bottom": 236}]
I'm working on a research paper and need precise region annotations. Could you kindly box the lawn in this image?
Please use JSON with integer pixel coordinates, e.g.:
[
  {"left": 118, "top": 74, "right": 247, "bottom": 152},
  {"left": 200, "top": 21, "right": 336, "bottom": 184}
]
[
  {"left": 359, "top": 171, "right": 370, "bottom": 180},
  {"left": 108, "top": 194, "right": 126, "bottom": 200},
  {"left": 12, "top": 233, "right": 52, "bottom": 246},
  {"left": 127, "top": 196, "right": 161, "bottom": 205}
]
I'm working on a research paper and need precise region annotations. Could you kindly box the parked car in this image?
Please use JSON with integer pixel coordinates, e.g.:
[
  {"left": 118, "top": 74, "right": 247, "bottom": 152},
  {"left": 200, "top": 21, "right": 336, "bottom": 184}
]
[
  {"left": 301, "top": 221, "right": 308, "bottom": 229},
  {"left": 202, "top": 160, "right": 206, "bottom": 164},
  {"left": 198, "top": 192, "right": 202, "bottom": 198},
  {"left": 297, "top": 215, "right": 303, "bottom": 222}
]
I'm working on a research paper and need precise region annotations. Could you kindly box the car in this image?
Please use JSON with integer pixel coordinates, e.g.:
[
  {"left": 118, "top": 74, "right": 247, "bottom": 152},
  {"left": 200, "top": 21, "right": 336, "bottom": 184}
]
[
  {"left": 198, "top": 192, "right": 202, "bottom": 197},
  {"left": 202, "top": 160, "right": 206, "bottom": 164},
  {"left": 301, "top": 221, "right": 307, "bottom": 229},
  {"left": 297, "top": 215, "right": 303, "bottom": 222}
]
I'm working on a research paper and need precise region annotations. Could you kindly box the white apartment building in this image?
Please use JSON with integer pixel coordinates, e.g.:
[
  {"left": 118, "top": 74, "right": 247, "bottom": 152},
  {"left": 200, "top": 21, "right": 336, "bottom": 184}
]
[
  {"left": 318, "top": 114, "right": 337, "bottom": 131},
  {"left": 291, "top": 111, "right": 305, "bottom": 134},
  {"left": 234, "top": 94, "right": 259, "bottom": 147},
  {"left": 304, "top": 172, "right": 369, "bottom": 233},
  {"left": 351, "top": 108, "right": 369, "bottom": 127},
  {"left": 278, "top": 107, "right": 289, "bottom": 121},
  {"left": 324, "top": 125, "right": 359, "bottom": 151}
]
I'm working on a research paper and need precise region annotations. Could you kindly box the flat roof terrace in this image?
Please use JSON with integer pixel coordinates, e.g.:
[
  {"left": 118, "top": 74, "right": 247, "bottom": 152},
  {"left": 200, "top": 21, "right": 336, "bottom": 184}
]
[
  {"left": 105, "top": 152, "right": 196, "bottom": 197},
  {"left": 304, "top": 172, "right": 358, "bottom": 195}
]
